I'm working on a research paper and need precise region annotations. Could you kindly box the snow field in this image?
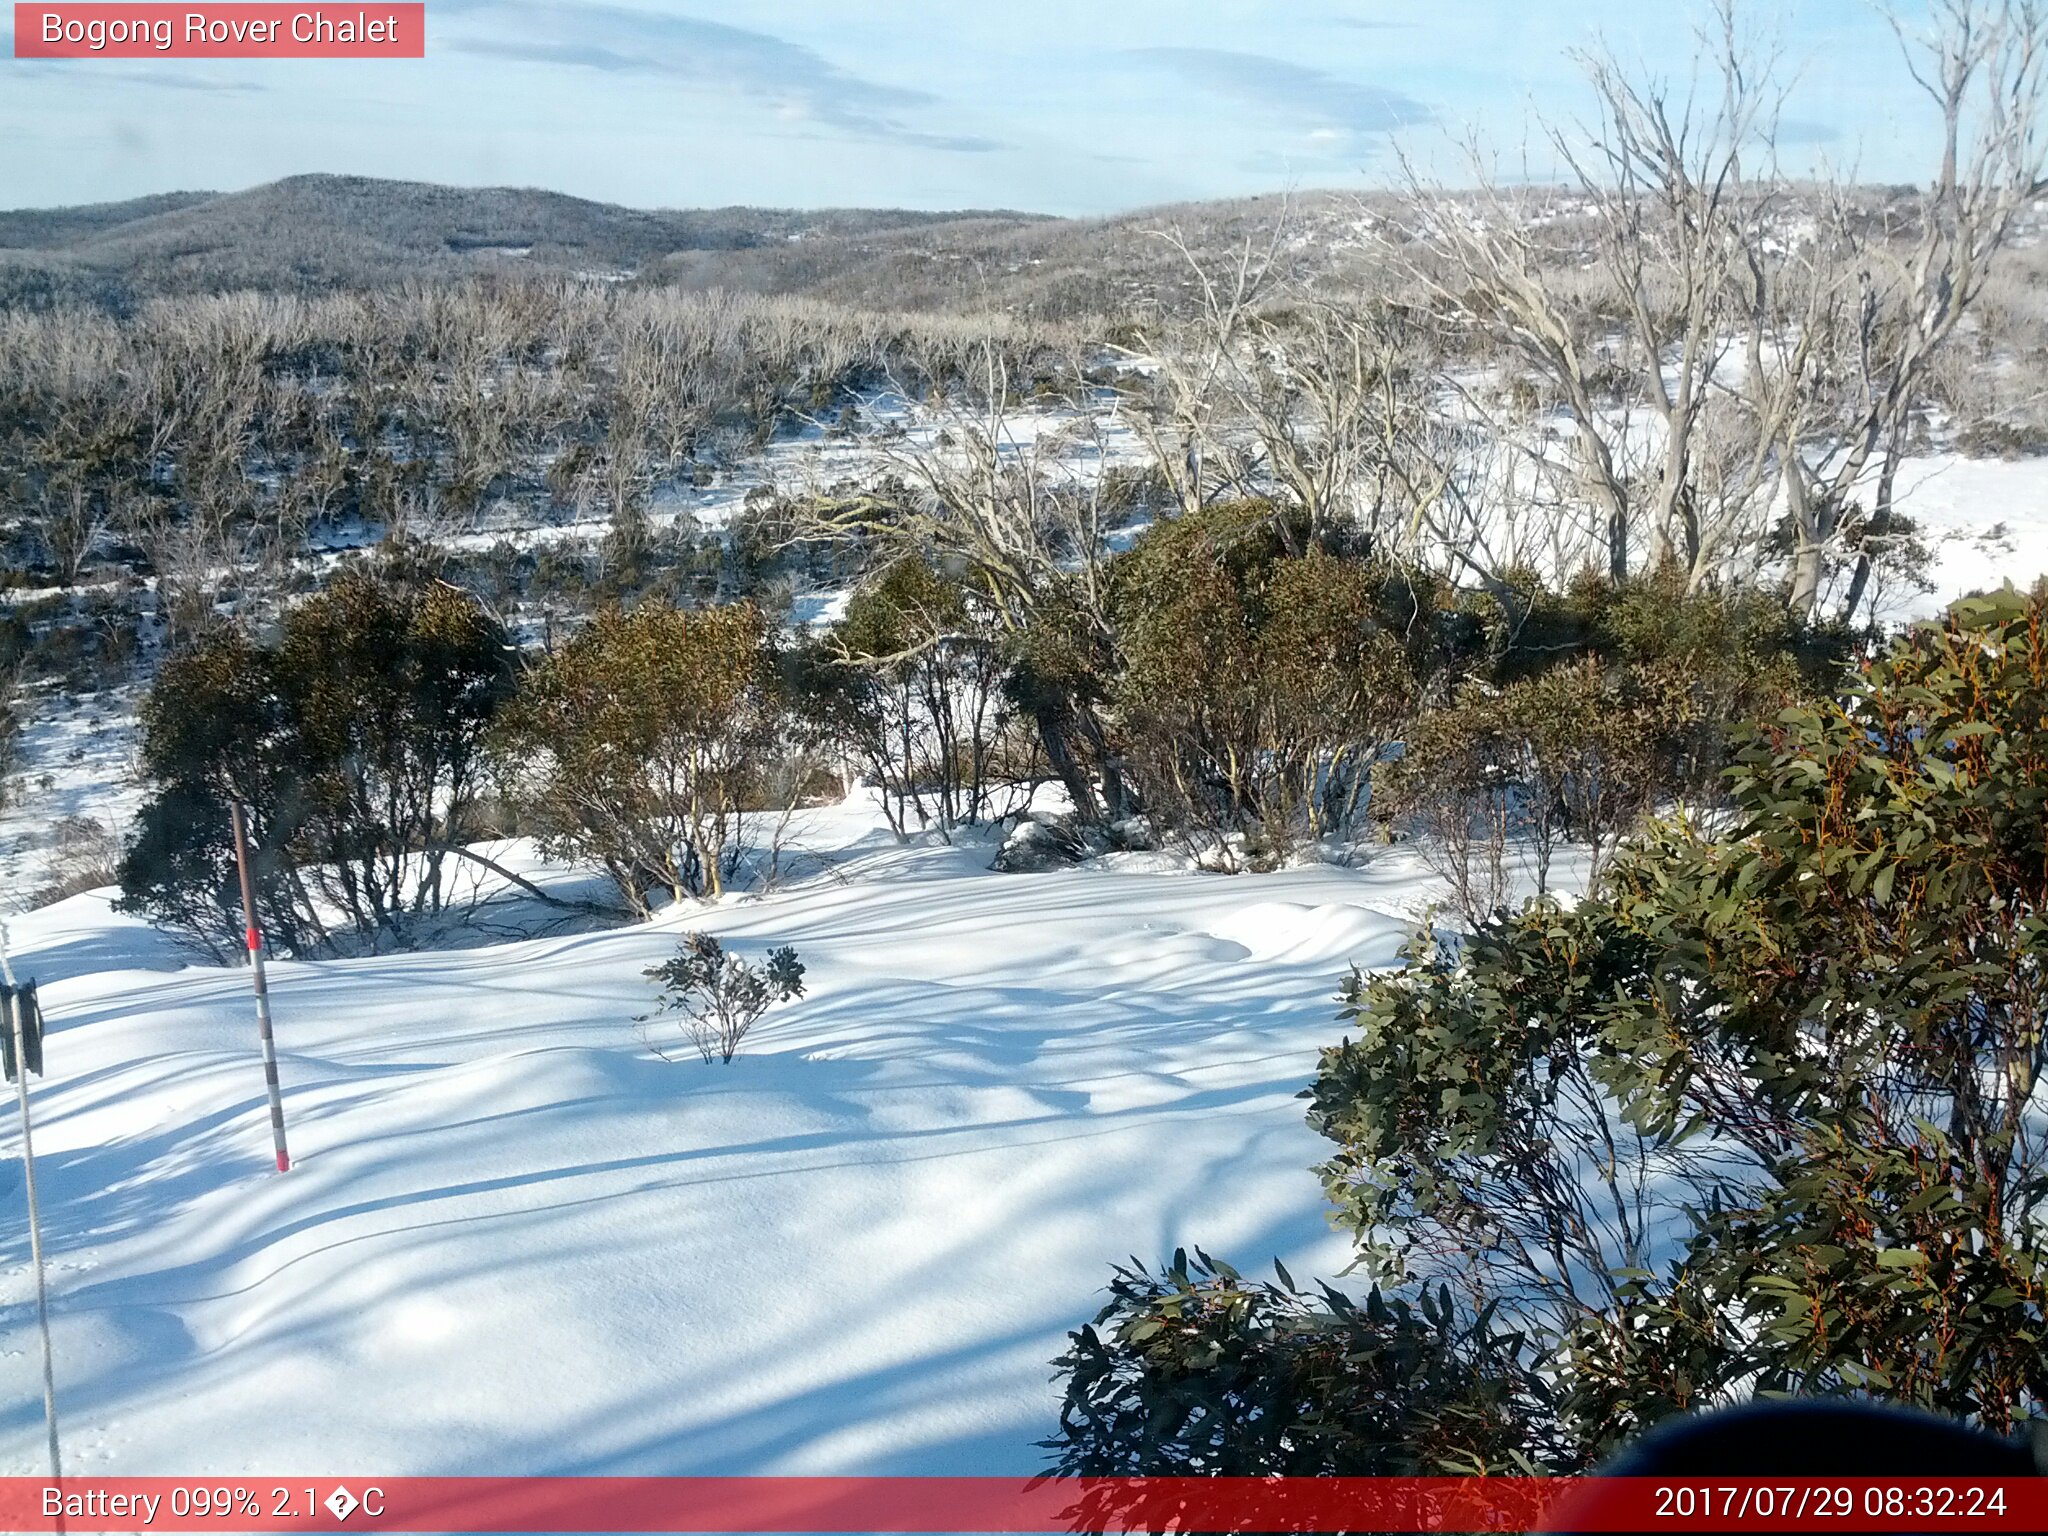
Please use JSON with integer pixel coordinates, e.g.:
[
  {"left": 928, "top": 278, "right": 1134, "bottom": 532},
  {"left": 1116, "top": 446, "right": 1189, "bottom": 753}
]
[{"left": 1, "top": 805, "right": 1436, "bottom": 1476}]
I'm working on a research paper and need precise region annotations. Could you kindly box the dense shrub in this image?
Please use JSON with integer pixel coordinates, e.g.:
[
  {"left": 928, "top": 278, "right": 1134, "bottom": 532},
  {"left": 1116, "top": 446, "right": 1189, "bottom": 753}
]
[
  {"left": 1377, "top": 662, "right": 1667, "bottom": 922},
  {"left": 1376, "top": 574, "right": 1850, "bottom": 924},
  {"left": 1056, "top": 586, "right": 2048, "bottom": 1472},
  {"left": 1048, "top": 1252, "right": 1555, "bottom": 1483},
  {"left": 1561, "top": 569, "right": 1850, "bottom": 794},
  {"left": 1107, "top": 502, "right": 1412, "bottom": 858},
  {"left": 496, "top": 601, "right": 791, "bottom": 915},
  {"left": 118, "top": 573, "right": 515, "bottom": 956}
]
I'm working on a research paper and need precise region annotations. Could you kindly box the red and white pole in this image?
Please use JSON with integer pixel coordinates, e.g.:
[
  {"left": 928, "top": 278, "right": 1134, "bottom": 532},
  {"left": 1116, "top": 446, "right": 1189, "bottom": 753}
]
[{"left": 229, "top": 800, "right": 292, "bottom": 1173}]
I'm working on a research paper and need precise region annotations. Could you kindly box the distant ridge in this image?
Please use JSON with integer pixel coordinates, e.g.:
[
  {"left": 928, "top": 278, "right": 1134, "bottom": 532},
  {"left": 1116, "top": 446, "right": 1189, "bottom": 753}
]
[
  {"left": 0, "top": 174, "right": 1478, "bottom": 317},
  {"left": 0, "top": 173, "right": 1056, "bottom": 308}
]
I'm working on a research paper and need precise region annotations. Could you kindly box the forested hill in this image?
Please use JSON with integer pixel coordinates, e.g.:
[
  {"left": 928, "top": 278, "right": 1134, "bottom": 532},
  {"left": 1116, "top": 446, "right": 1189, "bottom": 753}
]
[
  {"left": 0, "top": 173, "right": 1054, "bottom": 309},
  {"left": 0, "top": 173, "right": 1392, "bottom": 318}
]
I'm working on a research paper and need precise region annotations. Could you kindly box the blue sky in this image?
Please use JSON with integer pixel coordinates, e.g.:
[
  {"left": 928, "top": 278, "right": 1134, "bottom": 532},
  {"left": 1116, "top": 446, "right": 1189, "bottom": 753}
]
[{"left": 0, "top": 2, "right": 1939, "bottom": 213}]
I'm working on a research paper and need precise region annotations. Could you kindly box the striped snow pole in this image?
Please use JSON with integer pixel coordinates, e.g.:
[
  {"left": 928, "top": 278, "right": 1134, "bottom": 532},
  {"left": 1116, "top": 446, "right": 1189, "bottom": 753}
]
[
  {"left": 1, "top": 924, "right": 61, "bottom": 1480},
  {"left": 229, "top": 800, "right": 292, "bottom": 1173}
]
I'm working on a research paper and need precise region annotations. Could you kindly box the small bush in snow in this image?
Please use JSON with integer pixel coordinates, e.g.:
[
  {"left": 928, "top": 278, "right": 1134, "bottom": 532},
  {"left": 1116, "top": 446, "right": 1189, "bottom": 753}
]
[{"left": 640, "top": 932, "right": 805, "bottom": 1064}]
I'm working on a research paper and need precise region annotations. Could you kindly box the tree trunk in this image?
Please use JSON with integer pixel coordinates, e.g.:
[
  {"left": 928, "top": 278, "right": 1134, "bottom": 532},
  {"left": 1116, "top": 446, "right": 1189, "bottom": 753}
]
[
  {"left": 1033, "top": 700, "right": 1103, "bottom": 823},
  {"left": 1837, "top": 449, "right": 1902, "bottom": 629},
  {"left": 1784, "top": 457, "right": 1827, "bottom": 619}
]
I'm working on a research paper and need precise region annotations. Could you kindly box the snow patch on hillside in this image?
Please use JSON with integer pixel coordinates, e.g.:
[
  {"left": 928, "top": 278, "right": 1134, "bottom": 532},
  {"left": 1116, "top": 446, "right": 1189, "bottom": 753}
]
[{"left": 0, "top": 687, "right": 144, "bottom": 912}]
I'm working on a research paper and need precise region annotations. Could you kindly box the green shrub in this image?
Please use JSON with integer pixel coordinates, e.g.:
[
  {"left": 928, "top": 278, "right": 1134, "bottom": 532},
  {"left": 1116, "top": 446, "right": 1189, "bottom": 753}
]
[
  {"left": 118, "top": 573, "right": 515, "bottom": 955},
  {"left": 1376, "top": 571, "right": 1850, "bottom": 922},
  {"left": 1057, "top": 586, "right": 2048, "bottom": 1474},
  {"left": 1047, "top": 1250, "right": 1556, "bottom": 1483},
  {"left": 639, "top": 932, "right": 805, "bottom": 1064},
  {"left": 495, "top": 601, "right": 787, "bottom": 913},
  {"left": 1107, "top": 501, "right": 1413, "bottom": 855}
]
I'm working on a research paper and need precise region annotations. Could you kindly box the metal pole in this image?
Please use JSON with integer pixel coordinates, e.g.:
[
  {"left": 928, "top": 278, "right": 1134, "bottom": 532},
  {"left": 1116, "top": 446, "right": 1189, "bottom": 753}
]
[
  {"left": 1, "top": 927, "right": 61, "bottom": 1479},
  {"left": 229, "top": 800, "right": 292, "bottom": 1173}
]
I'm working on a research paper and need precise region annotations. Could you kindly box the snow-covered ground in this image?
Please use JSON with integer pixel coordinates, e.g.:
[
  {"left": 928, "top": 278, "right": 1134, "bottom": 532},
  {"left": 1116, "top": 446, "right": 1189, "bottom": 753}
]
[
  {"left": 1872, "top": 454, "right": 2048, "bottom": 623},
  {"left": 0, "top": 687, "right": 144, "bottom": 912},
  {"left": 0, "top": 801, "right": 1451, "bottom": 1477}
]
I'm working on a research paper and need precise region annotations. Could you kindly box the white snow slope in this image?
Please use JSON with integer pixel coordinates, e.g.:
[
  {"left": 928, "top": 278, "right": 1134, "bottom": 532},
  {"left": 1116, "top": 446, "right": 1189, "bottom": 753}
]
[{"left": 0, "top": 803, "right": 1437, "bottom": 1477}]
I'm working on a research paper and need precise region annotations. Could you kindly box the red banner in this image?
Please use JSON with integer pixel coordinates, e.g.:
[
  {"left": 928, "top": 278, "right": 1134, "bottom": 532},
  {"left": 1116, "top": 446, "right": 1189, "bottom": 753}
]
[
  {"left": 12, "top": 5, "right": 424, "bottom": 59},
  {"left": 0, "top": 1477, "right": 2041, "bottom": 1533}
]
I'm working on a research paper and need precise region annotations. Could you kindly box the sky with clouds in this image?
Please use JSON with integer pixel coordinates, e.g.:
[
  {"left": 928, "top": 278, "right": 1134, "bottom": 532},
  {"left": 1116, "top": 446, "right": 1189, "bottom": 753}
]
[{"left": 0, "top": 2, "right": 1951, "bottom": 214}]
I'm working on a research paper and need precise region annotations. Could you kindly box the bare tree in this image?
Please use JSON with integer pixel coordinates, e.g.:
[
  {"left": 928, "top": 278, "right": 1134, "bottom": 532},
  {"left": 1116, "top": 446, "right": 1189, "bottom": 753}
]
[
  {"left": 1114, "top": 223, "right": 1462, "bottom": 560},
  {"left": 1793, "top": 0, "right": 2048, "bottom": 620},
  {"left": 788, "top": 339, "right": 1130, "bottom": 819},
  {"left": 1393, "top": 2, "right": 1798, "bottom": 587},
  {"left": 26, "top": 478, "right": 114, "bottom": 587},
  {"left": 1391, "top": 0, "right": 2045, "bottom": 616}
]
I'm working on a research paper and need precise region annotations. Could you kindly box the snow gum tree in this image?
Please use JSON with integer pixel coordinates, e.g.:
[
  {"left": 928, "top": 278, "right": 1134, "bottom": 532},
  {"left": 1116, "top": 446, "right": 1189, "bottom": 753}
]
[
  {"left": 790, "top": 341, "right": 1134, "bottom": 824},
  {"left": 118, "top": 572, "right": 516, "bottom": 956},
  {"left": 496, "top": 601, "right": 786, "bottom": 914},
  {"left": 813, "top": 556, "right": 1012, "bottom": 839},
  {"left": 1107, "top": 500, "right": 1413, "bottom": 858}
]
